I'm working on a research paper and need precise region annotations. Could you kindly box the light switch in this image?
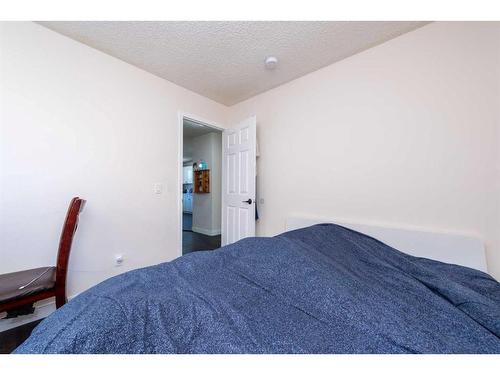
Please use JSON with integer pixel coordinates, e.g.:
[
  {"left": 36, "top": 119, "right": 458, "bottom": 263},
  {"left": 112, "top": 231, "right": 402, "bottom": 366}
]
[{"left": 153, "top": 183, "right": 163, "bottom": 194}]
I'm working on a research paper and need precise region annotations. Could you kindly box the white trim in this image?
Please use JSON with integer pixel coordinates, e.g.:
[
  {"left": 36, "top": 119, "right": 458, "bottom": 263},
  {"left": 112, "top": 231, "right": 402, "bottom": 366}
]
[
  {"left": 177, "top": 112, "right": 224, "bottom": 258},
  {"left": 285, "top": 216, "right": 488, "bottom": 272},
  {"left": 191, "top": 226, "right": 221, "bottom": 236}
]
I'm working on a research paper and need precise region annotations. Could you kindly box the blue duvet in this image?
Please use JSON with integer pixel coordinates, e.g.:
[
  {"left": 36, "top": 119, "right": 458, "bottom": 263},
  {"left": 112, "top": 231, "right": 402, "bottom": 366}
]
[{"left": 15, "top": 224, "right": 500, "bottom": 353}]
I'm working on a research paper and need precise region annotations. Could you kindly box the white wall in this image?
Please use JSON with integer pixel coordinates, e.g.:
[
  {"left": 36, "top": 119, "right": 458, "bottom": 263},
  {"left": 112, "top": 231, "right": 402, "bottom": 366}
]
[
  {"left": 229, "top": 22, "right": 500, "bottom": 280},
  {"left": 1, "top": 20, "right": 499, "bottom": 332},
  {"left": 0, "top": 21, "right": 228, "bottom": 311},
  {"left": 189, "top": 132, "right": 222, "bottom": 235}
]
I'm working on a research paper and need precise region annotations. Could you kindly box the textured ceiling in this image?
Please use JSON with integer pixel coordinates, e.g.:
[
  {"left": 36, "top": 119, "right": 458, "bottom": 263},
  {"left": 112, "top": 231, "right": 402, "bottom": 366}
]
[{"left": 38, "top": 21, "right": 428, "bottom": 105}]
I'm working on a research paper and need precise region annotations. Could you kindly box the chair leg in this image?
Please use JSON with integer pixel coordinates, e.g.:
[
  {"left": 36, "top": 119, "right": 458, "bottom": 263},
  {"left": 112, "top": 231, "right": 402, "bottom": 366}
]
[{"left": 55, "top": 288, "right": 67, "bottom": 308}]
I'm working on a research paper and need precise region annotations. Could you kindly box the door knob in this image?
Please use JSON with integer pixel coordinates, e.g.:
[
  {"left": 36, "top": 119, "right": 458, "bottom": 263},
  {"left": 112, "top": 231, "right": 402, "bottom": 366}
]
[{"left": 242, "top": 199, "right": 253, "bottom": 204}]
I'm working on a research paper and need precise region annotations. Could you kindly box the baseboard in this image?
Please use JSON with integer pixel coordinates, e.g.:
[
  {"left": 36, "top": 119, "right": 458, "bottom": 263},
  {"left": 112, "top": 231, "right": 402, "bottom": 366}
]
[
  {"left": 191, "top": 226, "right": 221, "bottom": 236},
  {"left": 0, "top": 294, "right": 75, "bottom": 333}
]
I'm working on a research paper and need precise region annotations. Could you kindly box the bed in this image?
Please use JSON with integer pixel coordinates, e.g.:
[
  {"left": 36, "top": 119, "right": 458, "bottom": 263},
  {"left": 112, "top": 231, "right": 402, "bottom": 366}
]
[{"left": 15, "top": 222, "right": 500, "bottom": 353}]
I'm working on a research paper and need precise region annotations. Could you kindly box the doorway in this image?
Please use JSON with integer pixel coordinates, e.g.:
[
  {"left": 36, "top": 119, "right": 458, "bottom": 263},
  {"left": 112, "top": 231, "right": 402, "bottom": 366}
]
[{"left": 181, "top": 116, "right": 223, "bottom": 255}]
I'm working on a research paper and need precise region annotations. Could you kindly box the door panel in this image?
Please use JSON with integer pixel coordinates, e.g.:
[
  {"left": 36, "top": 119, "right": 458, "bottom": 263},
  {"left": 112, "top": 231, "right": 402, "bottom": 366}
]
[
  {"left": 221, "top": 116, "right": 256, "bottom": 246},
  {"left": 227, "top": 153, "right": 236, "bottom": 194},
  {"left": 239, "top": 207, "right": 249, "bottom": 239},
  {"left": 239, "top": 150, "right": 249, "bottom": 194}
]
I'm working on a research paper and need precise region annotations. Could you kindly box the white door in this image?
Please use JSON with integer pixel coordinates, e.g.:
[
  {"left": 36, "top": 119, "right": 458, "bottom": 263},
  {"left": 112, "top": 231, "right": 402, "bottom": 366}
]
[{"left": 221, "top": 116, "right": 257, "bottom": 246}]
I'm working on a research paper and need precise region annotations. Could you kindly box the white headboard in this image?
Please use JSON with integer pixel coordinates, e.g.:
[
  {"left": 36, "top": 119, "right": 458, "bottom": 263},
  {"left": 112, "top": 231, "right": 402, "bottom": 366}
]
[{"left": 285, "top": 217, "right": 488, "bottom": 272}]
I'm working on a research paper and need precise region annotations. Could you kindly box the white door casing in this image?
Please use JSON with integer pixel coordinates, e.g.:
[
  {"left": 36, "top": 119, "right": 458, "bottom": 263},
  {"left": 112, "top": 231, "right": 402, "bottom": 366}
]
[{"left": 221, "top": 116, "right": 257, "bottom": 246}]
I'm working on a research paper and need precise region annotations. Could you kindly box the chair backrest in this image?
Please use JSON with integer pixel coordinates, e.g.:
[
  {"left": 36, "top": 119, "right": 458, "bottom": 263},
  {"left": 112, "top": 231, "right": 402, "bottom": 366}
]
[{"left": 55, "top": 197, "right": 86, "bottom": 302}]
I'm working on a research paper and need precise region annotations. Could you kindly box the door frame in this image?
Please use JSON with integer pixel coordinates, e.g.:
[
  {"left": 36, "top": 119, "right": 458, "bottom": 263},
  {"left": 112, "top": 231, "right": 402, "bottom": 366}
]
[{"left": 177, "top": 112, "right": 225, "bottom": 258}]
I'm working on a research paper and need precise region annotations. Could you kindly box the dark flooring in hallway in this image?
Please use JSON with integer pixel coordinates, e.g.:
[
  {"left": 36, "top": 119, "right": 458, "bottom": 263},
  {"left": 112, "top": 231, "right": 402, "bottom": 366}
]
[
  {"left": 182, "top": 212, "right": 221, "bottom": 254},
  {"left": 182, "top": 231, "right": 221, "bottom": 255},
  {"left": 183, "top": 212, "right": 192, "bottom": 231}
]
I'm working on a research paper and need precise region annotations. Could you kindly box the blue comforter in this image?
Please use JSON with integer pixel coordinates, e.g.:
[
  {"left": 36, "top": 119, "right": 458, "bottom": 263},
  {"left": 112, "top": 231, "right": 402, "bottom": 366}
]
[{"left": 15, "top": 224, "right": 500, "bottom": 353}]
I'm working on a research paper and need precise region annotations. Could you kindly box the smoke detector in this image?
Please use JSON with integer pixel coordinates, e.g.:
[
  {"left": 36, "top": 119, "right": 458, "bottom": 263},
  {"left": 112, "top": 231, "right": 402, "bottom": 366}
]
[{"left": 264, "top": 56, "right": 278, "bottom": 70}]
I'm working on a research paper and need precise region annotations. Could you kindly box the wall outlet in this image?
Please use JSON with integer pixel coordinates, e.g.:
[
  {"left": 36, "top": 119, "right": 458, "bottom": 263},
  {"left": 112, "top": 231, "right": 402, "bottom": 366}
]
[{"left": 114, "top": 254, "right": 124, "bottom": 267}]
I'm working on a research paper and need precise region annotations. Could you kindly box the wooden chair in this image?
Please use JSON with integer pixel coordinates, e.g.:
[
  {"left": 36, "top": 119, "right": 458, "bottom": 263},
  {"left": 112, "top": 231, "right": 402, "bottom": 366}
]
[{"left": 0, "top": 197, "right": 86, "bottom": 316}]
